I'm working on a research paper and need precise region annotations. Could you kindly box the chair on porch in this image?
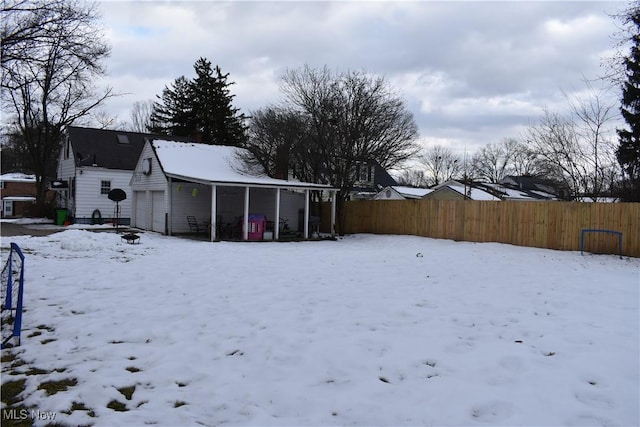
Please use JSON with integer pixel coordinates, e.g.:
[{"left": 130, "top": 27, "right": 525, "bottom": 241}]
[{"left": 187, "top": 215, "right": 205, "bottom": 234}]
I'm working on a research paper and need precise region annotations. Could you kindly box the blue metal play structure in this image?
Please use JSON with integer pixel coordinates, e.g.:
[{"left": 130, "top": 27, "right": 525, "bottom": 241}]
[
  {"left": 1, "top": 243, "right": 26, "bottom": 348},
  {"left": 580, "top": 229, "right": 623, "bottom": 259}
]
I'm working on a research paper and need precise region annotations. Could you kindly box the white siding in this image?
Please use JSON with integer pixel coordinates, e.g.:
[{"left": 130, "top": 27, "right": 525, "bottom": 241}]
[
  {"left": 133, "top": 191, "right": 147, "bottom": 230},
  {"left": 57, "top": 144, "right": 76, "bottom": 180},
  {"left": 170, "top": 181, "right": 212, "bottom": 233},
  {"left": 130, "top": 142, "right": 169, "bottom": 232},
  {"left": 56, "top": 142, "right": 78, "bottom": 213},
  {"left": 130, "top": 142, "right": 168, "bottom": 191},
  {"left": 373, "top": 187, "right": 405, "bottom": 200},
  {"left": 151, "top": 191, "right": 165, "bottom": 233},
  {"left": 74, "top": 168, "right": 134, "bottom": 223}
]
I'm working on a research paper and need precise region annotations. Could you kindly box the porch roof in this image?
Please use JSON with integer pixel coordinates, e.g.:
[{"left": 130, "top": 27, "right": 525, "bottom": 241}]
[{"left": 152, "top": 140, "right": 334, "bottom": 191}]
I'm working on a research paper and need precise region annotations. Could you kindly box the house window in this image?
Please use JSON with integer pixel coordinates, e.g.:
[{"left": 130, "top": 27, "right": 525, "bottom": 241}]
[
  {"left": 100, "top": 180, "right": 111, "bottom": 195},
  {"left": 358, "top": 163, "right": 371, "bottom": 182},
  {"left": 116, "top": 134, "right": 130, "bottom": 144},
  {"left": 3, "top": 200, "right": 13, "bottom": 216},
  {"left": 0, "top": 181, "right": 4, "bottom": 189}
]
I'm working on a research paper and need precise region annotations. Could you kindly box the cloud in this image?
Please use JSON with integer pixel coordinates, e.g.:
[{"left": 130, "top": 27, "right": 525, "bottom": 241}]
[{"left": 97, "top": 1, "right": 623, "bottom": 154}]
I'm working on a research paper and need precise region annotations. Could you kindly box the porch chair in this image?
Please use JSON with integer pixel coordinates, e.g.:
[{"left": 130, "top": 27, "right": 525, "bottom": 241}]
[{"left": 187, "top": 215, "right": 204, "bottom": 234}]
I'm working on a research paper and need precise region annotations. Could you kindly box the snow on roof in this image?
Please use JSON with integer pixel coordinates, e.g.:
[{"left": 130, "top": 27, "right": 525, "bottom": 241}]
[
  {"left": 2, "top": 195, "right": 36, "bottom": 202},
  {"left": 0, "top": 173, "right": 36, "bottom": 182},
  {"left": 391, "top": 186, "right": 432, "bottom": 198},
  {"left": 444, "top": 182, "right": 501, "bottom": 201},
  {"left": 152, "top": 140, "right": 332, "bottom": 189}
]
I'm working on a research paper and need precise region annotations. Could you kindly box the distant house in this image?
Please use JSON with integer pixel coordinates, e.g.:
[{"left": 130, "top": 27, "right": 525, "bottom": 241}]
[
  {"left": 56, "top": 126, "right": 194, "bottom": 225},
  {"left": 478, "top": 182, "right": 558, "bottom": 201},
  {"left": 130, "top": 139, "right": 336, "bottom": 240},
  {"left": 499, "top": 175, "right": 567, "bottom": 200},
  {"left": 0, "top": 173, "right": 47, "bottom": 218},
  {"left": 349, "top": 160, "right": 399, "bottom": 200},
  {"left": 422, "top": 180, "right": 501, "bottom": 201},
  {"left": 374, "top": 185, "right": 433, "bottom": 200}
]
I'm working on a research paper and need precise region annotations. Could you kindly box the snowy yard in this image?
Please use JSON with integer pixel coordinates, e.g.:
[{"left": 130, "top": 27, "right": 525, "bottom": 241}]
[{"left": 1, "top": 227, "right": 639, "bottom": 426}]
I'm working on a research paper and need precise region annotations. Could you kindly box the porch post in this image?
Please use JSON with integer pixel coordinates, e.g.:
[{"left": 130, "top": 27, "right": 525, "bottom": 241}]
[
  {"left": 210, "top": 184, "right": 217, "bottom": 242},
  {"left": 243, "top": 186, "right": 249, "bottom": 240},
  {"left": 167, "top": 177, "right": 173, "bottom": 236},
  {"left": 304, "top": 189, "right": 309, "bottom": 239},
  {"left": 274, "top": 188, "right": 281, "bottom": 240},
  {"left": 331, "top": 190, "right": 337, "bottom": 237}
]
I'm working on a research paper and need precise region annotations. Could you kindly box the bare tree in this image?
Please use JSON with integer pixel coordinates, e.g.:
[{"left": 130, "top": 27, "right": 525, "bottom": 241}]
[
  {"left": 471, "top": 138, "right": 545, "bottom": 183},
  {"left": 524, "top": 82, "right": 620, "bottom": 200},
  {"left": 416, "top": 145, "right": 461, "bottom": 186},
  {"left": 395, "top": 168, "right": 428, "bottom": 187},
  {"left": 246, "top": 65, "right": 419, "bottom": 232},
  {"left": 1, "top": 0, "right": 114, "bottom": 209},
  {"left": 244, "top": 106, "right": 313, "bottom": 181},
  {"left": 128, "top": 100, "right": 154, "bottom": 133},
  {"left": 565, "top": 81, "right": 620, "bottom": 200}
]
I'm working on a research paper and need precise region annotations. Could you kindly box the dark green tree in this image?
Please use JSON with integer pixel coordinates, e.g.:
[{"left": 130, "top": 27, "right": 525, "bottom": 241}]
[
  {"left": 149, "top": 58, "right": 247, "bottom": 146},
  {"left": 148, "top": 76, "right": 195, "bottom": 136},
  {"left": 617, "top": 3, "right": 640, "bottom": 201}
]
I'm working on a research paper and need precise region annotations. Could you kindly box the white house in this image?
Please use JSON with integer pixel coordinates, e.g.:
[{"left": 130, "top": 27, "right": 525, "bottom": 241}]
[
  {"left": 56, "top": 126, "right": 194, "bottom": 225},
  {"left": 130, "top": 139, "right": 337, "bottom": 240},
  {"left": 373, "top": 185, "right": 433, "bottom": 200}
]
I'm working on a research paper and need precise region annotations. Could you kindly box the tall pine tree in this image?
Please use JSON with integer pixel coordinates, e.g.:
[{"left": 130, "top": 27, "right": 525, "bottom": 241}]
[
  {"left": 149, "top": 58, "right": 247, "bottom": 146},
  {"left": 149, "top": 76, "right": 195, "bottom": 136},
  {"left": 617, "top": 3, "right": 640, "bottom": 201}
]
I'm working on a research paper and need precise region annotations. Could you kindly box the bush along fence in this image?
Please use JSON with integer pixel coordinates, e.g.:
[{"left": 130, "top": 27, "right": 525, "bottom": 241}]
[{"left": 321, "top": 200, "right": 640, "bottom": 258}]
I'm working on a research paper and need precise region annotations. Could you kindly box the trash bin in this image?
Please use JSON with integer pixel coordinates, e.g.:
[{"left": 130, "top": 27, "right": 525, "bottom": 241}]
[{"left": 55, "top": 208, "right": 68, "bottom": 226}]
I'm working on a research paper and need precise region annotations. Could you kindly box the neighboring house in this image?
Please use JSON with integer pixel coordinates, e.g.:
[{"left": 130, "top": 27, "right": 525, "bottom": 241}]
[
  {"left": 499, "top": 175, "right": 567, "bottom": 200},
  {"left": 349, "top": 160, "right": 399, "bottom": 200},
  {"left": 56, "top": 126, "right": 194, "bottom": 225},
  {"left": 422, "top": 180, "right": 501, "bottom": 201},
  {"left": 478, "top": 182, "right": 558, "bottom": 201},
  {"left": 0, "top": 173, "right": 48, "bottom": 218},
  {"left": 130, "top": 139, "right": 337, "bottom": 240},
  {"left": 374, "top": 185, "right": 433, "bottom": 200}
]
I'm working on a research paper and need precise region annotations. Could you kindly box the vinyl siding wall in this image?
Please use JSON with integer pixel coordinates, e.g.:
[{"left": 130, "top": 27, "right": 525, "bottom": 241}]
[
  {"left": 74, "top": 168, "right": 134, "bottom": 223},
  {"left": 130, "top": 143, "right": 169, "bottom": 230}
]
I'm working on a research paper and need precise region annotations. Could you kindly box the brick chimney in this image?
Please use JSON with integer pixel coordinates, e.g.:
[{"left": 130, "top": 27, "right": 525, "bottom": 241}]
[{"left": 274, "top": 144, "right": 290, "bottom": 180}]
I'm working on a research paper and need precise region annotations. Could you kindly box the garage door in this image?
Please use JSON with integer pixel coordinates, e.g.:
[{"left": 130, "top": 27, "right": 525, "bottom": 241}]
[
  {"left": 151, "top": 191, "right": 165, "bottom": 233},
  {"left": 134, "top": 192, "right": 146, "bottom": 230}
]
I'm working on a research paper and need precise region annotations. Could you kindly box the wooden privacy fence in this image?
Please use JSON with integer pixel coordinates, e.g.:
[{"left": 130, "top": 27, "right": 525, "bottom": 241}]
[{"left": 321, "top": 200, "right": 640, "bottom": 258}]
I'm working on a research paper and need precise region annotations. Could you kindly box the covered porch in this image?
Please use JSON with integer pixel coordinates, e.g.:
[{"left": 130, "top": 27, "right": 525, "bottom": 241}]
[{"left": 166, "top": 177, "right": 336, "bottom": 242}]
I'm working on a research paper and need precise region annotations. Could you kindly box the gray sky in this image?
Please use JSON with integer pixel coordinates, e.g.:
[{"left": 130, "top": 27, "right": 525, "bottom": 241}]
[{"left": 97, "top": 1, "right": 626, "bottom": 155}]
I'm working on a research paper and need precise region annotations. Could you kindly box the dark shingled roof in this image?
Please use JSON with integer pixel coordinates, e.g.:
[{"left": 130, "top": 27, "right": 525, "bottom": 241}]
[{"left": 67, "top": 126, "right": 195, "bottom": 170}]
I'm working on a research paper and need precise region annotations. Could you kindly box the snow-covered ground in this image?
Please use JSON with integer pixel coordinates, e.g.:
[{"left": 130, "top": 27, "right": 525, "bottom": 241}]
[{"left": 1, "top": 226, "right": 638, "bottom": 426}]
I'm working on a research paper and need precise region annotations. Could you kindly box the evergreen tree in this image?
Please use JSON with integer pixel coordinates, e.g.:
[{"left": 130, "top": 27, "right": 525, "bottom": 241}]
[
  {"left": 617, "top": 3, "right": 640, "bottom": 201},
  {"left": 149, "top": 76, "right": 195, "bottom": 136},
  {"left": 149, "top": 58, "right": 247, "bottom": 146}
]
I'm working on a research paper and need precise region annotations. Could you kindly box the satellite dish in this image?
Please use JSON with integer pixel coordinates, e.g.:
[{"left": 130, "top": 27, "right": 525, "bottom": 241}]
[{"left": 108, "top": 188, "right": 127, "bottom": 202}]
